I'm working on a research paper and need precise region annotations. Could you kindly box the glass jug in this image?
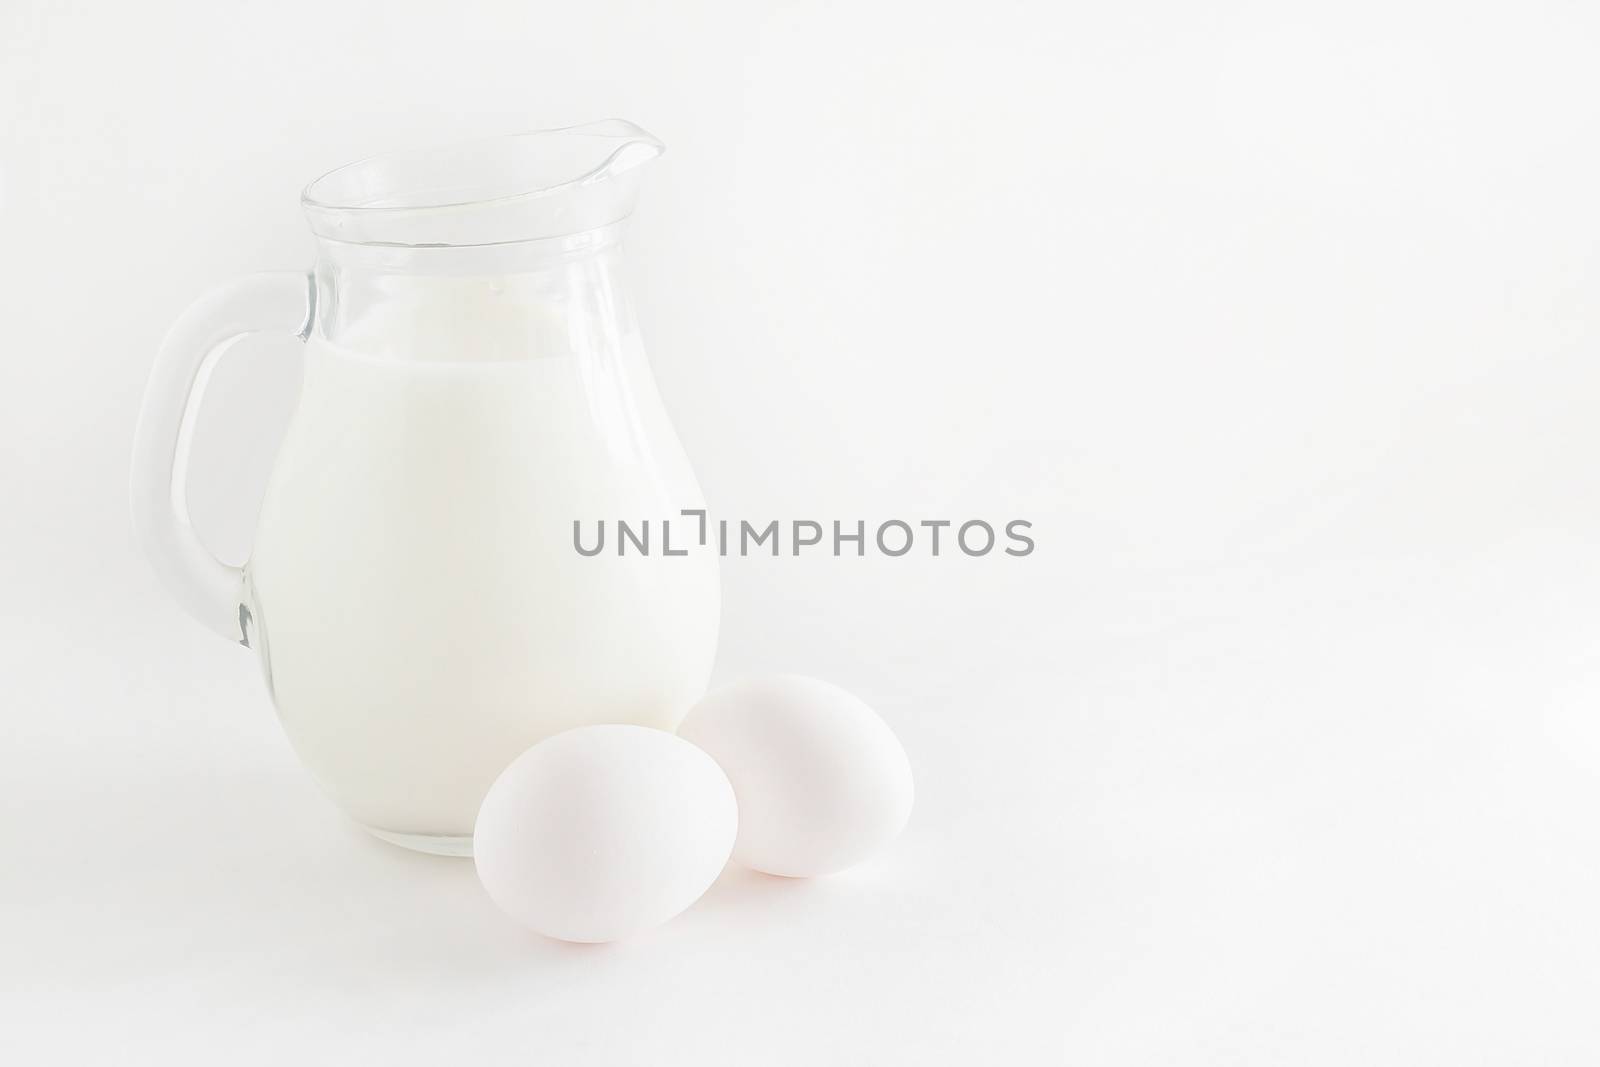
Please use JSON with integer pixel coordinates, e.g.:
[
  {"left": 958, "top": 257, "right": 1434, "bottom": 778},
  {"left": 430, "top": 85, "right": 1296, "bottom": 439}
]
[{"left": 131, "top": 121, "right": 720, "bottom": 855}]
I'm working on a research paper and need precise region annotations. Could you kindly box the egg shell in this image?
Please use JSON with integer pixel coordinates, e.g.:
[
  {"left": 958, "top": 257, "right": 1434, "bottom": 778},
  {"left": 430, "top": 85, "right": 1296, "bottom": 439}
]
[
  {"left": 678, "top": 675, "right": 913, "bottom": 878},
  {"left": 474, "top": 724, "right": 736, "bottom": 943}
]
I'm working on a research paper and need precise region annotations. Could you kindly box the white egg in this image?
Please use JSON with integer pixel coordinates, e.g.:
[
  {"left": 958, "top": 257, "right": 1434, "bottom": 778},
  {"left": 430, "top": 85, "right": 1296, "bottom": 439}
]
[
  {"left": 678, "top": 675, "right": 913, "bottom": 878},
  {"left": 473, "top": 724, "right": 736, "bottom": 943}
]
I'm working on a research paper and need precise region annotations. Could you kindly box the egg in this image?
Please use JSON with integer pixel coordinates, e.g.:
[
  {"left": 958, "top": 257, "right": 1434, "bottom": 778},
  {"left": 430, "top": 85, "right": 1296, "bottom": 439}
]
[
  {"left": 473, "top": 724, "right": 736, "bottom": 943},
  {"left": 678, "top": 675, "right": 913, "bottom": 878}
]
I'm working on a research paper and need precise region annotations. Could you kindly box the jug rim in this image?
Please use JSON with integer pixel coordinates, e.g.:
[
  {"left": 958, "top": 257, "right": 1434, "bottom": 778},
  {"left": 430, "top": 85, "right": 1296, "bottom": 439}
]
[{"left": 300, "top": 119, "right": 665, "bottom": 247}]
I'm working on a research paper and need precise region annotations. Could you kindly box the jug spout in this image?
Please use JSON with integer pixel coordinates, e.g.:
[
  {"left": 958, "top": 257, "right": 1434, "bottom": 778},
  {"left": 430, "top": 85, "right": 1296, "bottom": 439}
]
[
  {"left": 575, "top": 118, "right": 667, "bottom": 177},
  {"left": 301, "top": 120, "right": 666, "bottom": 248}
]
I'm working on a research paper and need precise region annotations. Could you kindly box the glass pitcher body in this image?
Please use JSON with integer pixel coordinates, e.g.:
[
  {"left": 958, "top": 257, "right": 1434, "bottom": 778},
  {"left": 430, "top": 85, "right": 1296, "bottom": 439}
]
[{"left": 131, "top": 123, "right": 719, "bottom": 854}]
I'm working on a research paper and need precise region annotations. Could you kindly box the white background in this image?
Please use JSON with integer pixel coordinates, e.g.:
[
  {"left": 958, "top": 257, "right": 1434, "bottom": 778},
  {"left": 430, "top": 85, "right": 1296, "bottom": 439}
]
[{"left": 4, "top": 0, "right": 1600, "bottom": 1062}]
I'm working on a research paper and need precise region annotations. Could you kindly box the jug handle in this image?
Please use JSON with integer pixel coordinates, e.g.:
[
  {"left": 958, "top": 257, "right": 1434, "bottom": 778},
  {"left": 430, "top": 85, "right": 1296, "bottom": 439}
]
[{"left": 130, "top": 272, "right": 314, "bottom": 644}]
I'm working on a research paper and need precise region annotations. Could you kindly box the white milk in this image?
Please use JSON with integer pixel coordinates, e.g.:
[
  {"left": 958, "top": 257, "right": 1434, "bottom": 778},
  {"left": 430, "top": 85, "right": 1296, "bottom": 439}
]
[{"left": 247, "top": 318, "right": 719, "bottom": 843}]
